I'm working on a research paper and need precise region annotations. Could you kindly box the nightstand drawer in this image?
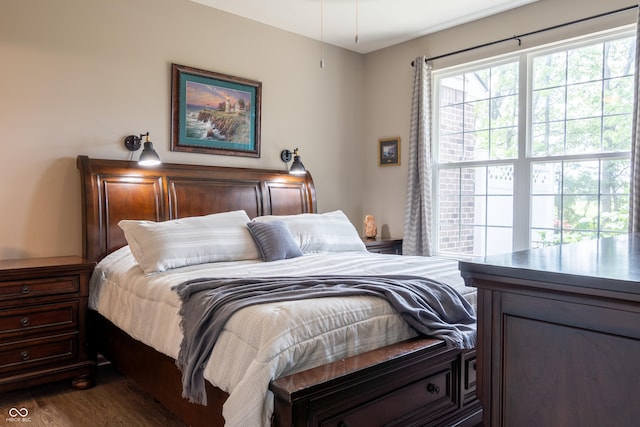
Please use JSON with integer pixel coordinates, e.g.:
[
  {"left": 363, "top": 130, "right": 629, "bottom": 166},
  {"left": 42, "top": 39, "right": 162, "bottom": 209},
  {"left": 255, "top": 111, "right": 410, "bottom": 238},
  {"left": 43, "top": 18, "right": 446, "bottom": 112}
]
[
  {"left": 0, "top": 276, "right": 79, "bottom": 301},
  {"left": 0, "top": 302, "right": 77, "bottom": 337},
  {"left": 363, "top": 238, "right": 403, "bottom": 255},
  {"left": 0, "top": 333, "right": 77, "bottom": 373}
]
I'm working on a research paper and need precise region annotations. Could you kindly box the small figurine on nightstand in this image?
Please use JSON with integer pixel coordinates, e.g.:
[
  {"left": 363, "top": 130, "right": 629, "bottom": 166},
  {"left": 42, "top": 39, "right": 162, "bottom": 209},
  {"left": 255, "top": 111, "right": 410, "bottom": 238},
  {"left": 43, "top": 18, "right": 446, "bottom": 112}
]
[{"left": 364, "top": 214, "right": 377, "bottom": 238}]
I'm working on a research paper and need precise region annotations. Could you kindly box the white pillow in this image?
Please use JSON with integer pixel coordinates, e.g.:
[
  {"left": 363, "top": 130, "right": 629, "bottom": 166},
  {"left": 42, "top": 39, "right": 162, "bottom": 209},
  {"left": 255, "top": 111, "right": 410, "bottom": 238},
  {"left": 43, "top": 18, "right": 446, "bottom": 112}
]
[
  {"left": 118, "top": 210, "right": 259, "bottom": 274},
  {"left": 253, "top": 210, "right": 367, "bottom": 253}
]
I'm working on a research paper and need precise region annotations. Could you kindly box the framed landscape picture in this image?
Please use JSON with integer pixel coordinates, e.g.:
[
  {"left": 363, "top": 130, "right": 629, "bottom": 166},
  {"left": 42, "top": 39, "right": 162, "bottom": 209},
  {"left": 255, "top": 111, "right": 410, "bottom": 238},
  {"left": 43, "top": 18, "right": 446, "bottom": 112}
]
[
  {"left": 171, "top": 63, "right": 262, "bottom": 157},
  {"left": 379, "top": 137, "right": 400, "bottom": 166}
]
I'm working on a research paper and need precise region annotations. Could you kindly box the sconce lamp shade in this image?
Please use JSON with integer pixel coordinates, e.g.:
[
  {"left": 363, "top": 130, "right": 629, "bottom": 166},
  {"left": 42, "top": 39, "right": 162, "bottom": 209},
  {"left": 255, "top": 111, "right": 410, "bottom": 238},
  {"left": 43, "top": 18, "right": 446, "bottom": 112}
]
[
  {"left": 138, "top": 141, "right": 161, "bottom": 166},
  {"left": 289, "top": 154, "right": 306, "bottom": 175},
  {"left": 124, "top": 132, "right": 161, "bottom": 166},
  {"left": 280, "top": 148, "right": 306, "bottom": 175}
]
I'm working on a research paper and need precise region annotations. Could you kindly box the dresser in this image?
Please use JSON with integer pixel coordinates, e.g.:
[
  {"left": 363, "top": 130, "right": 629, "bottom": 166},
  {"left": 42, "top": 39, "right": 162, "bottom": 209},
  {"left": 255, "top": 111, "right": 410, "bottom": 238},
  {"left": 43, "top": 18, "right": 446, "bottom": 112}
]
[
  {"left": 363, "top": 237, "right": 403, "bottom": 254},
  {"left": 459, "top": 235, "right": 640, "bottom": 427},
  {"left": 0, "top": 256, "right": 95, "bottom": 392}
]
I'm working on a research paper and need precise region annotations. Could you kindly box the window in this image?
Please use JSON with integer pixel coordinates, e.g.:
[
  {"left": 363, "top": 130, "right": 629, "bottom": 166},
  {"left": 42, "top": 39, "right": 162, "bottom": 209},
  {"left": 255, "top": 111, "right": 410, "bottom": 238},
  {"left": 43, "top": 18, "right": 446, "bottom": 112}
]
[{"left": 433, "top": 28, "right": 634, "bottom": 256}]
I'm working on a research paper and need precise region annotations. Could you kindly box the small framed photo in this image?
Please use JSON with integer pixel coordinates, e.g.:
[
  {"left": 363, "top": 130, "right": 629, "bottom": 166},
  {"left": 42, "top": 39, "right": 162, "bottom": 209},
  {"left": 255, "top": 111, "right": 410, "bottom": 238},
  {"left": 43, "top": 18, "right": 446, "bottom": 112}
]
[
  {"left": 379, "top": 137, "right": 400, "bottom": 166},
  {"left": 171, "top": 63, "right": 261, "bottom": 158}
]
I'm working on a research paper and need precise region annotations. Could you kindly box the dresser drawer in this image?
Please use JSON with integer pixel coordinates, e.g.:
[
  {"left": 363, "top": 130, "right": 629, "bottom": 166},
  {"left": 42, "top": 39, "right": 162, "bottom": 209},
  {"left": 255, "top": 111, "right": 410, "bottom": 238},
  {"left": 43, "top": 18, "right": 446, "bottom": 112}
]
[
  {"left": 0, "top": 276, "right": 79, "bottom": 301},
  {"left": 0, "top": 302, "right": 77, "bottom": 338},
  {"left": 0, "top": 333, "right": 77, "bottom": 374},
  {"left": 322, "top": 367, "right": 455, "bottom": 427}
]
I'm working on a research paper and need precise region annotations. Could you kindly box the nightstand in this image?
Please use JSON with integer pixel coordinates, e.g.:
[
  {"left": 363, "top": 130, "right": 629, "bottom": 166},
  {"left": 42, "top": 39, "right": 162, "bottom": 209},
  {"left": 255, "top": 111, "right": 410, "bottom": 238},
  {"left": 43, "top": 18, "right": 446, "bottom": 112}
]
[
  {"left": 362, "top": 237, "right": 403, "bottom": 255},
  {"left": 0, "top": 256, "right": 95, "bottom": 392}
]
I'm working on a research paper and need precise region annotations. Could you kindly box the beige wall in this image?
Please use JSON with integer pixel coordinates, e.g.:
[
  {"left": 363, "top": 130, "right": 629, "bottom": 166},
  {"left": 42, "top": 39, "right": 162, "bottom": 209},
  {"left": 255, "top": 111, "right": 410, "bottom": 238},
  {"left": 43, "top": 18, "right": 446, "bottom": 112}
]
[
  {"left": 0, "top": 0, "right": 364, "bottom": 259},
  {"left": 1, "top": 0, "right": 637, "bottom": 260},
  {"left": 361, "top": 0, "right": 637, "bottom": 239}
]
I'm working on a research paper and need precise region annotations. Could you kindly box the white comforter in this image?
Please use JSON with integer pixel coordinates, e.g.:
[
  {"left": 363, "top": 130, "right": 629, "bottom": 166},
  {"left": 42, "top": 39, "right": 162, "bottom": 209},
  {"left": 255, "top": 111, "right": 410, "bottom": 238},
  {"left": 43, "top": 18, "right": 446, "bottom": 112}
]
[{"left": 90, "top": 247, "right": 473, "bottom": 426}]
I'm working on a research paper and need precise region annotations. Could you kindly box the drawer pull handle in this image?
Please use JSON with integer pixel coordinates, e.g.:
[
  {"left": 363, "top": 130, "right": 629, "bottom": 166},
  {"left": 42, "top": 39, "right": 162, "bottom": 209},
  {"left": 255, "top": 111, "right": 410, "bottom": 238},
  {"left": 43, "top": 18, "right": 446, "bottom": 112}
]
[
  {"left": 20, "top": 351, "right": 30, "bottom": 361},
  {"left": 21, "top": 285, "right": 30, "bottom": 294},
  {"left": 427, "top": 383, "right": 440, "bottom": 394},
  {"left": 20, "top": 317, "right": 30, "bottom": 327}
]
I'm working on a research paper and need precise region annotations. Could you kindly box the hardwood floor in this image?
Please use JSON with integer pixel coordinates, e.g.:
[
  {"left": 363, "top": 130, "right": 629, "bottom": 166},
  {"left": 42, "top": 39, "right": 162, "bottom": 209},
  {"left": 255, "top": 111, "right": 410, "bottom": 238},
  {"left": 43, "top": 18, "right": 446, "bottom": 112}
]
[{"left": 0, "top": 363, "right": 186, "bottom": 426}]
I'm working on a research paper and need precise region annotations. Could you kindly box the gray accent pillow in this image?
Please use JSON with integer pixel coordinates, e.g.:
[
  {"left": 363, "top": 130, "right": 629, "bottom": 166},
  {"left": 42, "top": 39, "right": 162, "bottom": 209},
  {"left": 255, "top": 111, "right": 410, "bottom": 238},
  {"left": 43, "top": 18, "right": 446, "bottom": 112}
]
[
  {"left": 246, "top": 220, "right": 303, "bottom": 262},
  {"left": 252, "top": 210, "right": 367, "bottom": 253}
]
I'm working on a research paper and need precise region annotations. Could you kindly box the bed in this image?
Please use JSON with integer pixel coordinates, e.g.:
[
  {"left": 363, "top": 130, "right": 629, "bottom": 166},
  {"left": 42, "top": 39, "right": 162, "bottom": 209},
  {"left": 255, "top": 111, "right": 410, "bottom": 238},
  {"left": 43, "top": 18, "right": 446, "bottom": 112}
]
[{"left": 77, "top": 155, "right": 482, "bottom": 426}]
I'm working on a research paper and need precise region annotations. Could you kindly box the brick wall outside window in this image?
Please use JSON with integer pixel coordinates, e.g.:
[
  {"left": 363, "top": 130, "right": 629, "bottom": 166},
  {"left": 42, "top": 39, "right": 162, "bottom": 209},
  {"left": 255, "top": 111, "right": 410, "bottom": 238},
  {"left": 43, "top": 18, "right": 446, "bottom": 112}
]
[{"left": 437, "top": 85, "right": 475, "bottom": 254}]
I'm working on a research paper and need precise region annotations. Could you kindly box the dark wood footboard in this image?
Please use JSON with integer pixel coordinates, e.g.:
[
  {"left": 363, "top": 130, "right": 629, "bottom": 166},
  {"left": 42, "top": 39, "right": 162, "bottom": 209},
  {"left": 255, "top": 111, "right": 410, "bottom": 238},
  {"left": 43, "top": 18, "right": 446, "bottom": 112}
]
[
  {"left": 92, "top": 311, "right": 480, "bottom": 427},
  {"left": 271, "top": 337, "right": 481, "bottom": 427}
]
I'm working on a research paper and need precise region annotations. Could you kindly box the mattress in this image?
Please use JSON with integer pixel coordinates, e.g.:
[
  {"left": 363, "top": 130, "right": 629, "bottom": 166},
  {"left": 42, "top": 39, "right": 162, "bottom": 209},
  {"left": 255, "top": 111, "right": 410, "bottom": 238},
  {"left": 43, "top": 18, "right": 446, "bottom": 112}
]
[{"left": 90, "top": 247, "right": 474, "bottom": 426}]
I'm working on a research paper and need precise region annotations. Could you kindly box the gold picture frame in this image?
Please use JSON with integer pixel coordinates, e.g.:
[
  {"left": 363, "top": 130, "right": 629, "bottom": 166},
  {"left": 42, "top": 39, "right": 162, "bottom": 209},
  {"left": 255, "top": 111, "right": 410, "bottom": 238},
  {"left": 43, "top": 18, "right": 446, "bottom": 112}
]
[{"left": 170, "top": 63, "right": 262, "bottom": 158}]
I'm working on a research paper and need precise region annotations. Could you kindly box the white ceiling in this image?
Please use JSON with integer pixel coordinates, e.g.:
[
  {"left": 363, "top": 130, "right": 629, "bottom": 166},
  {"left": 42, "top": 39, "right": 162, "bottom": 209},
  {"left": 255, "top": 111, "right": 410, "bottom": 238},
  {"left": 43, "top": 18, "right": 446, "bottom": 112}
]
[{"left": 191, "top": 0, "right": 539, "bottom": 54}]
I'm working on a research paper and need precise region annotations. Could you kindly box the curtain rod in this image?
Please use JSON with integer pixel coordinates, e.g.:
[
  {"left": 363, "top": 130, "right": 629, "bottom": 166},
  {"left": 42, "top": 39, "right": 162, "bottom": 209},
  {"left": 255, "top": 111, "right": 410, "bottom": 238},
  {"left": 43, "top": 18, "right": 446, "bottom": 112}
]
[{"left": 411, "top": 4, "right": 638, "bottom": 66}]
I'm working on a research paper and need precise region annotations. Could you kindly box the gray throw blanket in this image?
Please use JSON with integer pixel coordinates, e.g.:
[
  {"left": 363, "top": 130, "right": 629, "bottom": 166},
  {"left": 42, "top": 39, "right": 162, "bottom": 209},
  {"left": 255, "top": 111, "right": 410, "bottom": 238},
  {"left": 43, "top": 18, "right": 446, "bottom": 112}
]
[{"left": 172, "top": 275, "right": 476, "bottom": 405}]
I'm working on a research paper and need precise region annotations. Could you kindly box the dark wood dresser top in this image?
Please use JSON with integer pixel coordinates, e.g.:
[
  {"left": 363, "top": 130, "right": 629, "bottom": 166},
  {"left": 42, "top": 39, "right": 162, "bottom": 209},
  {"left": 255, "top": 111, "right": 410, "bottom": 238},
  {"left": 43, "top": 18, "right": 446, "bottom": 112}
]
[{"left": 459, "top": 234, "right": 640, "bottom": 297}]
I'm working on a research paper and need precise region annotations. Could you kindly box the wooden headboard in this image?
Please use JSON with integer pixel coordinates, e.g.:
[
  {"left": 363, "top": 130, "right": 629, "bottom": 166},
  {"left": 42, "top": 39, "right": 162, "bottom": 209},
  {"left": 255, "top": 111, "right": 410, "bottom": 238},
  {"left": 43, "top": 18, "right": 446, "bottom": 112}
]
[{"left": 77, "top": 155, "right": 316, "bottom": 263}]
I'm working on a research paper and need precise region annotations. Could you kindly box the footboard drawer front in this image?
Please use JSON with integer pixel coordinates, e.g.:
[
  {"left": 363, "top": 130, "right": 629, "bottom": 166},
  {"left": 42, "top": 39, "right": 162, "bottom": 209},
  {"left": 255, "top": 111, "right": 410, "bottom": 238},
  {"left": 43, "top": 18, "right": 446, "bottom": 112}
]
[
  {"left": 271, "top": 337, "right": 482, "bottom": 427},
  {"left": 321, "top": 367, "right": 455, "bottom": 427},
  {"left": 461, "top": 351, "right": 477, "bottom": 405}
]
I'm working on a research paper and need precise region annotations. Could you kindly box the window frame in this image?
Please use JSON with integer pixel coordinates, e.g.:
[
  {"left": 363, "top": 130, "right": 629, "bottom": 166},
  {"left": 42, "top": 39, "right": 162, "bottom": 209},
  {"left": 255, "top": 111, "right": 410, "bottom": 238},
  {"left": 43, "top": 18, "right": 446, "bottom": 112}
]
[{"left": 432, "top": 25, "right": 635, "bottom": 257}]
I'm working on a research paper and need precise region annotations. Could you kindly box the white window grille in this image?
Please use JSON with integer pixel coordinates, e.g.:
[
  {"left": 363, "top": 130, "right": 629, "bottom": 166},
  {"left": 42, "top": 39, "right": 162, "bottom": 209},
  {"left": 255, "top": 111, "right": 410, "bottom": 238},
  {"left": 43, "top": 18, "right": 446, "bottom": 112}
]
[{"left": 433, "top": 27, "right": 634, "bottom": 256}]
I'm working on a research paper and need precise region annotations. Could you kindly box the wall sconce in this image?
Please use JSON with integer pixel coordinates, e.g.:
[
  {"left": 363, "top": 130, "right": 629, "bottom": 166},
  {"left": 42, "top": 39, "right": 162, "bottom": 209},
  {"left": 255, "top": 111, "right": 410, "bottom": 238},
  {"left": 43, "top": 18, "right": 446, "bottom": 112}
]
[
  {"left": 280, "top": 148, "right": 306, "bottom": 175},
  {"left": 124, "top": 132, "right": 161, "bottom": 166}
]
